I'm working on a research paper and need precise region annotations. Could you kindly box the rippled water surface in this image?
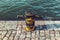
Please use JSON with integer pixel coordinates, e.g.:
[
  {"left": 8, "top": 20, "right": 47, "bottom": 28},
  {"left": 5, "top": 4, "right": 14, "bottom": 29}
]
[{"left": 0, "top": 0, "right": 60, "bottom": 18}]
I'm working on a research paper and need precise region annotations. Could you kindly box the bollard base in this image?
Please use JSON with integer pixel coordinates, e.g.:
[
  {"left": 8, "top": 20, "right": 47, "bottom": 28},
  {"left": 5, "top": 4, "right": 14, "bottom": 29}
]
[{"left": 24, "top": 27, "right": 35, "bottom": 32}]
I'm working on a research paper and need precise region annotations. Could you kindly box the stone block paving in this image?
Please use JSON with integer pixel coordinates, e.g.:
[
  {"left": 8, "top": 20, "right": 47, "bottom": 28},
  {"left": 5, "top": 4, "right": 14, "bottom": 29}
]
[{"left": 0, "top": 21, "right": 60, "bottom": 40}]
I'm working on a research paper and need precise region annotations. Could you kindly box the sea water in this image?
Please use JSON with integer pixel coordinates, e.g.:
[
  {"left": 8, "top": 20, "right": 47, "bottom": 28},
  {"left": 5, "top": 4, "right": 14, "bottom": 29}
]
[{"left": 0, "top": 0, "right": 60, "bottom": 18}]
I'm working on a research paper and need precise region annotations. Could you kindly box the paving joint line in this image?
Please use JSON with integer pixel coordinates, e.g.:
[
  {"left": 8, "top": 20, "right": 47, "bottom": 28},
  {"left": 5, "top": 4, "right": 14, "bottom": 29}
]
[
  {"left": 13, "top": 31, "right": 17, "bottom": 40},
  {"left": 7, "top": 31, "right": 12, "bottom": 40},
  {"left": 2, "top": 30, "right": 8, "bottom": 40}
]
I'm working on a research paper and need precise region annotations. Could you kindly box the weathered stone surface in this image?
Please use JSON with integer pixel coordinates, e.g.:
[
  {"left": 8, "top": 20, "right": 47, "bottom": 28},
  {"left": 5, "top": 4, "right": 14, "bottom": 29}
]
[
  {"left": 6, "top": 31, "right": 11, "bottom": 37},
  {"left": 25, "top": 38, "right": 30, "bottom": 40},
  {"left": 26, "top": 32, "right": 31, "bottom": 38},
  {"left": 20, "top": 34, "right": 25, "bottom": 38},
  {"left": 0, "top": 21, "right": 60, "bottom": 40},
  {"left": 3, "top": 37, "right": 8, "bottom": 40},
  {"left": 51, "top": 37, "right": 55, "bottom": 40},
  {"left": 0, "top": 39, "right": 2, "bottom": 40},
  {"left": 40, "top": 37, "right": 45, "bottom": 40}
]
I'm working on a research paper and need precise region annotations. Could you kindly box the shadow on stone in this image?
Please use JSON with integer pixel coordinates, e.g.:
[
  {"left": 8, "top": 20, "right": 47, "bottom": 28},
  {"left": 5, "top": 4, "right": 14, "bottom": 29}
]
[{"left": 35, "top": 25, "right": 47, "bottom": 30}]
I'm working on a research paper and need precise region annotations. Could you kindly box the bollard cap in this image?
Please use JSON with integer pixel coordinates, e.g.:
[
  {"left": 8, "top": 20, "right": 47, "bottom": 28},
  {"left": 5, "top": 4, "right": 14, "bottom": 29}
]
[{"left": 25, "top": 10, "right": 36, "bottom": 16}]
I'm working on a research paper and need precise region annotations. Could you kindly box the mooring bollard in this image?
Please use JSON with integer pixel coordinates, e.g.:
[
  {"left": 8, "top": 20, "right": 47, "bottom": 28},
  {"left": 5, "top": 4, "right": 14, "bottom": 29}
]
[
  {"left": 17, "top": 11, "right": 42, "bottom": 32},
  {"left": 25, "top": 12, "right": 35, "bottom": 31}
]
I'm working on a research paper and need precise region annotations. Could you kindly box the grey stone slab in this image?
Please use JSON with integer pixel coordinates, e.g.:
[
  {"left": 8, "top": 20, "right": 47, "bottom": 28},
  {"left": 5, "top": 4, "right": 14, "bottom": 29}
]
[
  {"left": 35, "top": 30, "right": 40, "bottom": 38},
  {"left": 19, "top": 38, "right": 25, "bottom": 40},
  {"left": 40, "top": 37, "right": 45, "bottom": 40},
  {"left": 40, "top": 30, "right": 45, "bottom": 37},
  {"left": 3, "top": 37, "right": 8, "bottom": 40},
  {"left": 55, "top": 21, "right": 60, "bottom": 24},
  {"left": 26, "top": 32, "right": 31, "bottom": 38},
  {"left": 50, "top": 37, "right": 55, "bottom": 40},
  {"left": 5, "top": 21, "right": 17, "bottom": 30},
  {"left": 49, "top": 30, "right": 55, "bottom": 37},
  {"left": 31, "top": 38, "right": 35, "bottom": 40},
  {"left": 50, "top": 34, "right": 55, "bottom": 37},
  {"left": 55, "top": 30, "right": 60, "bottom": 37},
  {"left": 31, "top": 31, "right": 35, "bottom": 38},
  {"left": 0, "top": 35, "right": 2, "bottom": 39},
  {"left": 20, "top": 34, "right": 25, "bottom": 38},
  {"left": 55, "top": 34, "right": 60, "bottom": 37},
  {"left": 0, "top": 39, "right": 2, "bottom": 40},
  {"left": 8, "top": 36, "right": 13, "bottom": 40},
  {"left": 9, "top": 31, "right": 16, "bottom": 40},
  {"left": 35, "top": 38, "right": 39, "bottom": 40},
  {"left": 55, "top": 30, "right": 59, "bottom": 34},
  {"left": 14, "top": 34, "right": 19, "bottom": 40},
  {"left": 12, "top": 31, "right": 16, "bottom": 34},
  {"left": 0, "top": 21, "right": 60, "bottom": 40},
  {"left": 6, "top": 31, "right": 12, "bottom": 37},
  {"left": 0, "top": 31, "right": 7, "bottom": 39},
  {"left": 40, "top": 33, "right": 45, "bottom": 37},
  {"left": 0, "top": 21, "right": 5, "bottom": 30},
  {"left": 46, "top": 39, "right": 50, "bottom": 40},
  {"left": 55, "top": 37, "right": 60, "bottom": 40},
  {"left": 45, "top": 30, "right": 50, "bottom": 39},
  {"left": 17, "top": 21, "right": 26, "bottom": 25},
  {"left": 25, "top": 38, "right": 30, "bottom": 40},
  {"left": 17, "top": 31, "right": 21, "bottom": 35},
  {"left": 14, "top": 31, "right": 20, "bottom": 40},
  {"left": 44, "top": 21, "right": 55, "bottom": 24}
]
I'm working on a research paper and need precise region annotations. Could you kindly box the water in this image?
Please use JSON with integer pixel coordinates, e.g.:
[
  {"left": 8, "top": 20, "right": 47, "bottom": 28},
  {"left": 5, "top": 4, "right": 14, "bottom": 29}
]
[{"left": 0, "top": 0, "right": 60, "bottom": 18}]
